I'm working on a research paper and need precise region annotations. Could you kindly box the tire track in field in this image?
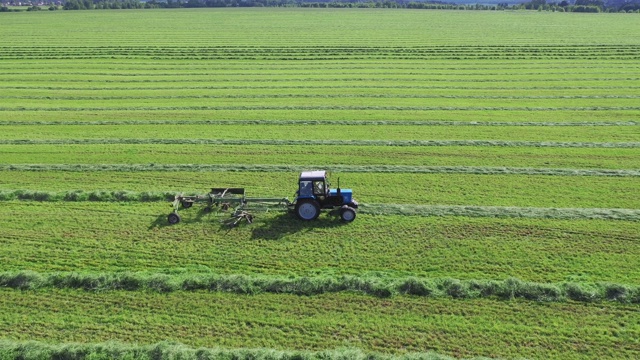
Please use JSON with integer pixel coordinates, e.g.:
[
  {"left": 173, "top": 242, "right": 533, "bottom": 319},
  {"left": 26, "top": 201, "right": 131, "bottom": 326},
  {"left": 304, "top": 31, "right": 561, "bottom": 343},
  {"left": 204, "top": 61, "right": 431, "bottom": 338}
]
[
  {"left": 1, "top": 120, "right": 637, "bottom": 126},
  {"left": 2, "top": 139, "right": 638, "bottom": 148},
  {"left": 1, "top": 164, "right": 638, "bottom": 177}
]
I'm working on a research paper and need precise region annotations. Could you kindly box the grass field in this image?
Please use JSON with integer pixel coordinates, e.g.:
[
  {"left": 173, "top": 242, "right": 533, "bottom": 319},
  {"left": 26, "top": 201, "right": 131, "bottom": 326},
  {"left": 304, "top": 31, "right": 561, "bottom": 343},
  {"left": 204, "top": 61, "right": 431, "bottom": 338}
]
[{"left": 1, "top": 8, "right": 639, "bottom": 360}]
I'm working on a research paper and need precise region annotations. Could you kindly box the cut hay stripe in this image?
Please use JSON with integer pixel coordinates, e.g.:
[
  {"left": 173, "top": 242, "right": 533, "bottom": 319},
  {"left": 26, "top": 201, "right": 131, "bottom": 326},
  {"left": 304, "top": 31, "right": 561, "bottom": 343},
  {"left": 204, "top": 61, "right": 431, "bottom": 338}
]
[
  {"left": 0, "top": 340, "right": 495, "bottom": 360},
  {"left": 0, "top": 271, "right": 638, "bottom": 303},
  {"left": 3, "top": 94, "right": 640, "bottom": 101},
  {"left": 1, "top": 164, "right": 638, "bottom": 177},
  {"left": 1, "top": 190, "right": 638, "bottom": 221},
  {"left": 2, "top": 139, "right": 638, "bottom": 148},
  {"left": 0, "top": 120, "right": 637, "bottom": 127},
  {"left": 0, "top": 77, "right": 639, "bottom": 84},
  {"left": 2, "top": 105, "right": 640, "bottom": 111},
  {"left": 4, "top": 63, "right": 639, "bottom": 71},
  {"left": 360, "top": 204, "right": 640, "bottom": 222},
  {"left": 2, "top": 71, "right": 639, "bottom": 77},
  {"left": 2, "top": 85, "right": 640, "bottom": 91}
]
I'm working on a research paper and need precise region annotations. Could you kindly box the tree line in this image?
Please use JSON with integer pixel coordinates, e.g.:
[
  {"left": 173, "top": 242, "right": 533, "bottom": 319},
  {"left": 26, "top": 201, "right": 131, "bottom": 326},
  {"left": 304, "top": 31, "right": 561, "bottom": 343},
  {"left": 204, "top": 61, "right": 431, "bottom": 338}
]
[{"left": 3, "top": 0, "right": 638, "bottom": 12}]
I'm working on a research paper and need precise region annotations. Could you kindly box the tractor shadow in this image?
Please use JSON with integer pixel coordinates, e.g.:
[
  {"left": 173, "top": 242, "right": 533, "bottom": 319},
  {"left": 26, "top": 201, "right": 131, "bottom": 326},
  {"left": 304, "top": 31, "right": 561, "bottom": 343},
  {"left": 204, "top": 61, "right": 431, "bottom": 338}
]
[
  {"left": 249, "top": 211, "right": 347, "bottom": 240},
  {"left": 148, "top": 207, "right": 224, "bottom": 230}
]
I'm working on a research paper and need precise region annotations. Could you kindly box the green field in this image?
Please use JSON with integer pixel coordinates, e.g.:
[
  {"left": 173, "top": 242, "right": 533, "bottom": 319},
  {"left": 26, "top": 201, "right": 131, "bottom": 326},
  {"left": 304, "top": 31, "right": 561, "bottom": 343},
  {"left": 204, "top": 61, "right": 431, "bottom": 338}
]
[{"left": 1, "top": 8, "right": 639, "bottom": 360}]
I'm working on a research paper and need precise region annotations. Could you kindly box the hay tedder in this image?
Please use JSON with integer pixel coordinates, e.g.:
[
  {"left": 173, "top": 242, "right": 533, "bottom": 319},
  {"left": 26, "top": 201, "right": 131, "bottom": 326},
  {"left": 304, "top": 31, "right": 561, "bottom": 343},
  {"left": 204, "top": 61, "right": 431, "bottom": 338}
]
[{"left": 167, "top": 170, "right": 358, "bottom": 226}]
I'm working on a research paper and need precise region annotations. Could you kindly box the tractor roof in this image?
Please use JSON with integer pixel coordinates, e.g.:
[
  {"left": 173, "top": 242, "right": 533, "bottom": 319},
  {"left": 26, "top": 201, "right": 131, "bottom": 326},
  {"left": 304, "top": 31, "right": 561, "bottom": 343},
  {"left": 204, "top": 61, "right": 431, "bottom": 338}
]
[{"left": 299, "top": 170, "right": 326, "bottom": 180}]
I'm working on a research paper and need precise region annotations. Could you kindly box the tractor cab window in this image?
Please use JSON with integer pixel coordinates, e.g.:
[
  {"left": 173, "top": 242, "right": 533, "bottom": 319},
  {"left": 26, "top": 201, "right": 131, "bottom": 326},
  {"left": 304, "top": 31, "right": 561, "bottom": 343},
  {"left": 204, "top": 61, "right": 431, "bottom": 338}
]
[
  {"left": 299, "top": 181, "right": 313, "bottom": 197},
  {"left": 313, "top": 181, "right": 325, "bottom": 195}
]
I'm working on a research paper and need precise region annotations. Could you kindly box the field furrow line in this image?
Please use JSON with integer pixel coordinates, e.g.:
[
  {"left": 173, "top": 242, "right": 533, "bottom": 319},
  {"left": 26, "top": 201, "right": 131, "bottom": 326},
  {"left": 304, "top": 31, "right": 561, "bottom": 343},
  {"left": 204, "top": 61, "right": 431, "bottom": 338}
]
[
  {"left": 2, "top": 164, "right": 638, "bottom": 176},
  {"left": 2, "top": 139, "right": 638, "bottom": 148},
  {"left": 1, "top": 271, "right": 638, "bottom": 304}
]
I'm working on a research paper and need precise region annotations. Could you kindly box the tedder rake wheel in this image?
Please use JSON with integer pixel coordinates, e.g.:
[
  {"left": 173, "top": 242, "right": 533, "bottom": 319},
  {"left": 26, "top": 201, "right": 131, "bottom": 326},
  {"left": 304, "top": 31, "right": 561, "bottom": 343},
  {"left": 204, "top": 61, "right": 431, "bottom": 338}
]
[
  {"left": 167, "top": 213, "right": 181, "bottom": 225},
  {"left": 295, "top": 199, "right": 320, "bottom": 221},
  {"left": 339, "top": 206, "right": 356, "bottom": 222},
  {"left": 181, "top": 201, "right": 193, "bottom": 209}
]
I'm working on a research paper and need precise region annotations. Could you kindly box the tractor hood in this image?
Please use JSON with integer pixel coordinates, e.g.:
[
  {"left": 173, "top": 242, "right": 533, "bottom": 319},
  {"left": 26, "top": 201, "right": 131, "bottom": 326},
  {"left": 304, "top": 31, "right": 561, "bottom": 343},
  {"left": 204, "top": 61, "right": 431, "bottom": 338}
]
[{"left": 330, "top": 188, "right": 353, "bottom": 204}]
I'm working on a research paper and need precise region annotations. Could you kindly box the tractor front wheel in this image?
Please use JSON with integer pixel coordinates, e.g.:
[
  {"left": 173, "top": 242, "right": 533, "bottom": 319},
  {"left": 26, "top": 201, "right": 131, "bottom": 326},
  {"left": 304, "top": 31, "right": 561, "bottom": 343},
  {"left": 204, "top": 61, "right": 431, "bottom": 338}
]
[
  {"left": 339, "top": 206, "right": 356, "bottom": 222},
  {"left": 295, "top": 199, "right": 320, "bottom": 221},
  {"left": 167, "top": 213, "right": 181, "bottom": 225}
]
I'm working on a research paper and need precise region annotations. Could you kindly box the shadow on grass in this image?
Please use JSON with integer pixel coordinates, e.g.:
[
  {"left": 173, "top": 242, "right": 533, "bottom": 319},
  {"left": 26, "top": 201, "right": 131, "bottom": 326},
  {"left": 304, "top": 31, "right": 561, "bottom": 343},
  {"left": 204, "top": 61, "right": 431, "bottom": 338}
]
[
  {"left": 148, "top": 206, "right": 225, "bottom": 230},
  {"left": 150, "top": 207, "right": 347, "bottom": 239},
  {"left": 250, "top": 211, "right": 347, "bottom": 240}
]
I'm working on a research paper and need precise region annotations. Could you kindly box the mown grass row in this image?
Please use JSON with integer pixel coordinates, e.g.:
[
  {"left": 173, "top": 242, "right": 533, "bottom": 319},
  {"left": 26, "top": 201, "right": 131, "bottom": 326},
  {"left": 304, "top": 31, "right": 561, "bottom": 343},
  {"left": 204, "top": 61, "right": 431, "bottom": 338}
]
[
  {"left": 6, "top": 94, "right": 640, "bottom": 100},
  {"left": 0, "top": 189, "right": 177, "bottom": 202},
  {"left": 0, "top": 341, "right": 476, "bottom": 360},
  {"left": 4, "top": 61, "right": 638, "bottom": 71},
  {"left": 2, "top": 71, "right": 638, "bottom": 78},
  {"left": 1, "top": 271, "right": 638, "bottom": 304},
  {"left": 1, "top": 109, "right": 636, "bottom": 123},
  {"left": 4, "top": 85, "right": 639, "bottom": 91},
  {"left": 3, "top": 171, "right": 636, "bottom": 208},
  {"left": 360, "top": 203, "right": 640, "bottom": 221},
  {"left": 1, "top": 119, "right": 638, "bottom": 126},
  {"left": 4, "top": 105, "right": 640, "bottom": 111},
  {"left": 5, "top": 144, "right": 638, "bottom": 170},
  {"left": 2, "top": 77, "right": 638, "bottom": 83},
  {"left": 3, "top": 123, "right": 636, "bottom": 143},
  {"left": 1, "top": 190, "right": 638, "bottom": 221},
  {"left": 2, "top": 46, "right": 639, "bottom": 60},
  {"left": 3, "top": 138, "right": 637, "bottom": 148},
  {"left": 2, "top": 164, "right": 637, "bottom": 177}
]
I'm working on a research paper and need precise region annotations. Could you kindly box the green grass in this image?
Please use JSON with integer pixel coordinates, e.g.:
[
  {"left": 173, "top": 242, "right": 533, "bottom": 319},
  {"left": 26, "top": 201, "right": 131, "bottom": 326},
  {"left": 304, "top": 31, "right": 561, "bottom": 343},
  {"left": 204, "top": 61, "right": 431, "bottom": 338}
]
[
  {"left": 2, "top": 8, "right": 640, "bottom": 360},
  {"left": 0, "top": 171, "right": 638, "bottom": 207},
  {"left": 1, "top": 289, "right": 638, "bottom": 360},
  {"left": 1, "top": 202, "right": 638, "bottom": 283},
  {"left": 1, "top": 124, "right": 639, "bottom": 142},
  {"left": 1, "top": 10, "right": 640, "bottom": 47},
  {"left": 2, "top": 144, "right": 640, "bottom": 169}
]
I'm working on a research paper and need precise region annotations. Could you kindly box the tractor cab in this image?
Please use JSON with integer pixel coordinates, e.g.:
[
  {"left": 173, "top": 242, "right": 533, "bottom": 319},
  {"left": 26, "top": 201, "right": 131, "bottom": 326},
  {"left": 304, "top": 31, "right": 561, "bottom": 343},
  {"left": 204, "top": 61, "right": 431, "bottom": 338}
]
[
  {"left": 294, "top": 170, "right": 357, "bottom": 222},
  {"left": 298, "top": 171, "right": 329, "bottom": 199}
]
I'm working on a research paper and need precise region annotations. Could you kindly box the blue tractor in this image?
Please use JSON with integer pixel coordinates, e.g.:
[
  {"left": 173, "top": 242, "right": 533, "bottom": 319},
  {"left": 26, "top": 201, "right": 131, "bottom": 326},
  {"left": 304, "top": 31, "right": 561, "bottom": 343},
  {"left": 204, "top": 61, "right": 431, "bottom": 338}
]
[{"left": 293, "top": 170, "right": 358, "bottom": 222}]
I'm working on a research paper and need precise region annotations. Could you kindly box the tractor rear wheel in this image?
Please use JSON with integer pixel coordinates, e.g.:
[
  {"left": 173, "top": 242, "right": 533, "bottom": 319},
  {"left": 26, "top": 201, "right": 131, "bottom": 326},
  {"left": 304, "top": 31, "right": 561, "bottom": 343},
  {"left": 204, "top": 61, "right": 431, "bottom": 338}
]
[
  {"left": 167, "top": 213, "right": 181, "bottom": 225},
  {"left": 339, "top": 206, "right": 356, "bottom": 222},
  {"left": 295, "top": 199, "right": 320, "bottom": 221}
]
